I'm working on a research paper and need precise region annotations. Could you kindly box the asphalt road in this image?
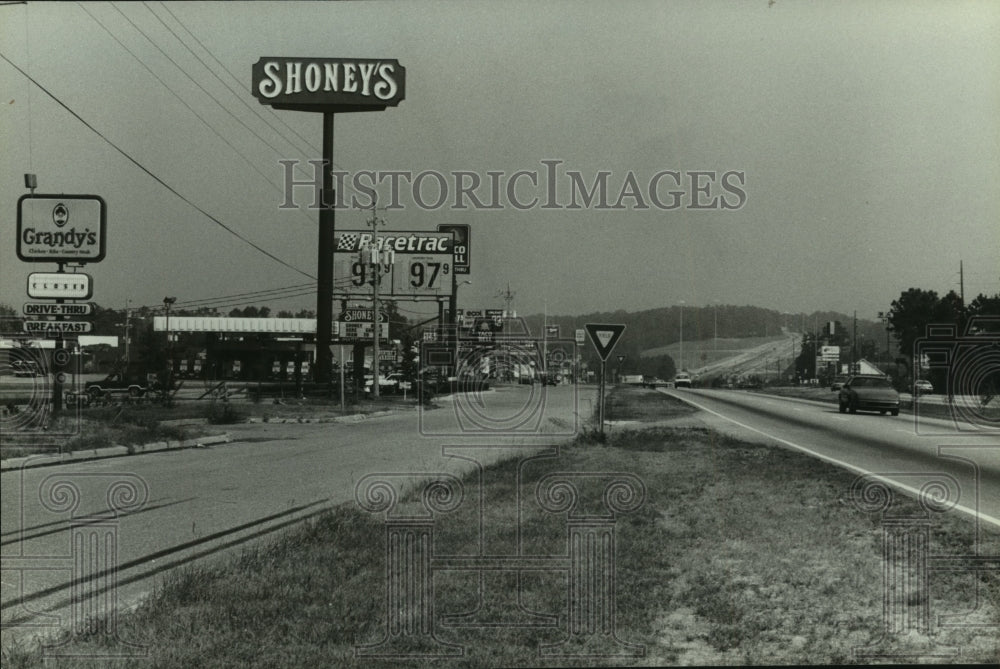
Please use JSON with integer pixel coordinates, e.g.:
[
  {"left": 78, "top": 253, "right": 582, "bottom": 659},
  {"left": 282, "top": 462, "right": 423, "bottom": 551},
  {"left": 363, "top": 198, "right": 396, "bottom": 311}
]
[
  {"left": 1, "top": 383, "right": 593, "bottom": 648},
  {"left": 660, "top": 388, "right": 1000, "bottom": 527},
  {"left": 4, "top": 382, "right": 997, "bottom": 652},
  {"left": 688, "top": 331, "right": 801, "bottom": 379}
]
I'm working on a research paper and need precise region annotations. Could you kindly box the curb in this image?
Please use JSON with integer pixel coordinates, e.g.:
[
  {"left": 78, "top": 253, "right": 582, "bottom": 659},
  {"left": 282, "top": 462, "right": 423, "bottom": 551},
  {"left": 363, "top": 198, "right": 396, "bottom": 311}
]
[
  {"left": 245, "top": 409, "right": 402, "bottom": 424},
  {"left": 0, "top": 434, "right": 231, "bottom": 472}
]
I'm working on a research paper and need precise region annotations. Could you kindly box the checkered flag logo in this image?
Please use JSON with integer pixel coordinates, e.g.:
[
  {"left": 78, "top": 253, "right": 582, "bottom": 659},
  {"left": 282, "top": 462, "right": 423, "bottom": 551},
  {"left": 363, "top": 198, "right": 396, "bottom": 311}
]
[{"left": 336, "top": 233, "right": 359, "bottom": 251}]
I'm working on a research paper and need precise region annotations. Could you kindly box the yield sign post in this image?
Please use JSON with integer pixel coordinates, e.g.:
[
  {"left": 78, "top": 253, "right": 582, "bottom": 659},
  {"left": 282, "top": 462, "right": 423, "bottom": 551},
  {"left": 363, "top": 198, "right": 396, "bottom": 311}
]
[{"left": 584, "top": 323, "right": 626, "bottom": 438}]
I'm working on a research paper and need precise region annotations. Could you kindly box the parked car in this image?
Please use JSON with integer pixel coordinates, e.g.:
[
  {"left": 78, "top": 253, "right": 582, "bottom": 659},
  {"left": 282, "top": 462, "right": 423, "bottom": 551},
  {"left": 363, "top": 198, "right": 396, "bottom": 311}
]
[
  {"left": 830, "top": 376, "right": 848, "bottom": 391},
  {"left": 364, "top": 372, "right": 402, "bottom": 394},
  {"left": 85, "top": 372, "right": 155, "bottom": 402},
  {"left": 913, "top": 379, "right": 934, "bottom": 395},
  {"left": 673, "top": 373, "right": 692, "bottom": 388},
  {"left": 838, "top": 375, "right": 900, "bottom": 415},
  {"left": 538, "top": 370, "right": 561, "bottom": 386}
]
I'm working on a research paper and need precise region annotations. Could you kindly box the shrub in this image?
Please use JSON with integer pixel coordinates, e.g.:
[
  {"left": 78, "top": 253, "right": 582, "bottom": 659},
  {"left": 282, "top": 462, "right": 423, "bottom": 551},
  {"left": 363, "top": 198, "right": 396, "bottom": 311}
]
[{"left": 205, "top": 402, "right": 246, "bottom": 425}]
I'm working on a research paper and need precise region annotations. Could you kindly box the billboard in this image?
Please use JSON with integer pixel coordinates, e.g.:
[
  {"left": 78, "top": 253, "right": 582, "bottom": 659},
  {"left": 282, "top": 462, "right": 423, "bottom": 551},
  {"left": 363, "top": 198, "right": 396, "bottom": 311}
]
[
  {"left": 437, "top": 224, "right": 470, "bottom": 274},
  {"left": 252, "top": 57, "right": 405, "bottom": 111},
  {"left": 17, "top": 194, "right": 107, "bottom": 263},
  {"left": 333, "top": 230, "right": 455, "bottom": 298}
]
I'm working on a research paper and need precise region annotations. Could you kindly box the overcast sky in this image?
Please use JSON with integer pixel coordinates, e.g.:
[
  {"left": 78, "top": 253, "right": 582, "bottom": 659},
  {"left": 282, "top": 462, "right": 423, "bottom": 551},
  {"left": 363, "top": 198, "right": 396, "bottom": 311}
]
[{"left": 2, "top": 1, "right": 997, "bottom": 326}]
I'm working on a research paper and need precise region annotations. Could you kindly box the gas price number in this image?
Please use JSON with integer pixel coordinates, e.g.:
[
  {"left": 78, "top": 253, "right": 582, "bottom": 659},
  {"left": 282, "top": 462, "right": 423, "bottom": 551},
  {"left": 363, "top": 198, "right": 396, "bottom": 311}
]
[
  {"left": 348, "top": 260, "right": 393, "bottom": 288},
  {"left": 393, "top": 255, "right": 450, "bottom": 296}
]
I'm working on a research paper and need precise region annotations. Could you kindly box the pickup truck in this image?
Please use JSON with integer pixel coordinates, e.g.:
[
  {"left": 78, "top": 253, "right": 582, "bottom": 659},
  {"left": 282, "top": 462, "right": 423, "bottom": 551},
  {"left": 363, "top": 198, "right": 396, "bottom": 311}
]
[{"left": 85, "top": 372, "right": 157, "bottom": 402}]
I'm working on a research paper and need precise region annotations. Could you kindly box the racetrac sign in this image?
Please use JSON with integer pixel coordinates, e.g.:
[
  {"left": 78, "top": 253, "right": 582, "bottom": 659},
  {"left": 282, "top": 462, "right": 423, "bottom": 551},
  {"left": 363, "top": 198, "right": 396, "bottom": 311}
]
[
  {"left": 252, "top": 58, "right": 405, "bottom": 111},
  {"left": 333, "top": 231, "right": 453, "bottom": 254}
]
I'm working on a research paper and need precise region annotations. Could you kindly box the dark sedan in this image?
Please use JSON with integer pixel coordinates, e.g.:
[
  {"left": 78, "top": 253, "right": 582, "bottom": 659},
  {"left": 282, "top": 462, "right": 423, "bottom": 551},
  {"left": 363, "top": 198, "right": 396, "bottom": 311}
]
[{"left": 838, "top": 375, "right": 900, "bottom": 415}]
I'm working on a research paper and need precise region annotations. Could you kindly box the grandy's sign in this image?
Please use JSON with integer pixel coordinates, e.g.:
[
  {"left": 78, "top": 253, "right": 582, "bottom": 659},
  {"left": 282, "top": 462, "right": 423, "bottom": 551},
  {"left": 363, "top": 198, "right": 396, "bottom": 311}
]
[
  {"left": 17, "top": 194, "right": 107, "bottom": 263},
  {"left": 252, "top": 57, "right": 405, "bottom": 110}
]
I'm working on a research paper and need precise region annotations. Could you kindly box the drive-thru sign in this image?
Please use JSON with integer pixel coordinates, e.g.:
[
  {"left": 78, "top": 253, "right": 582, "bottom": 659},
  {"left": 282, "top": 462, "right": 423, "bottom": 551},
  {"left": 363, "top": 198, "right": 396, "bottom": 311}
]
[{"left": 584, "top": 323, "right": 627, "bottom": 437}]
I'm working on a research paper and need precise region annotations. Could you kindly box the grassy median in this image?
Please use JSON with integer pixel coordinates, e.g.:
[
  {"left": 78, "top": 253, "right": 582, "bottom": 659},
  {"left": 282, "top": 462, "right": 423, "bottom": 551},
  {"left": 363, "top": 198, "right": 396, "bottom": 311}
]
[{"left": 3, "top": 387, "right": 997, "bottom": 666}]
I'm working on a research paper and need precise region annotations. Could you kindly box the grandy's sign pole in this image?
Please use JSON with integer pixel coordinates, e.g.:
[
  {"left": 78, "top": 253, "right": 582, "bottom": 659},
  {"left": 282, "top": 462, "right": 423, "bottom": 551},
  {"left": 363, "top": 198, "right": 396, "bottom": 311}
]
[{"left": 252, "top": 57, "right": 405, "bottom": 386}]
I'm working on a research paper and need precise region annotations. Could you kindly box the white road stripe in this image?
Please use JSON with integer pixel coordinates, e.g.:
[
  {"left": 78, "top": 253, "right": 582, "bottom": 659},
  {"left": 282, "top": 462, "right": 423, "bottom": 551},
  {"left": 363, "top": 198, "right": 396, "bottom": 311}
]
[{"left": 670, "top": 393, "right": 1000, "bottom": 530}]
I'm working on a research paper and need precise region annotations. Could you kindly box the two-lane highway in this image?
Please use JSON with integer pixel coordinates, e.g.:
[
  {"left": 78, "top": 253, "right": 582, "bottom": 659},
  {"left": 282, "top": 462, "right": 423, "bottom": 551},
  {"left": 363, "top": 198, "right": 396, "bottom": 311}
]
[
  {"left": 660, "top": 388, "right": 1000, "bottom": 527},
  {"left": 1, "top": 384, "right": 593, "bottom": 648}
]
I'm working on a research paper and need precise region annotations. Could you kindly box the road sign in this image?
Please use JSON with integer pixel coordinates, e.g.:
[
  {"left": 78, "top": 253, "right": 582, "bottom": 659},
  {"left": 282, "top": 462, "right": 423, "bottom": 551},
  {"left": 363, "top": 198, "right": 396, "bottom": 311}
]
[
  {"left": 339, "top": 308, "right": 386, "bottom": 322},
  {"left": 575, "top": 328, "right": 586, "bottom": 345},
  {"left": 437, "top": 224, "right": 470, "bottom": 275},
  {"left": 23, "top": 302, "right": 93, "bottom": 316},
  {"left": 585, "top": 323, "right": 626, "bottom": 439},
  {"left": 584, "top": 323, "right": 626, "bottom": 361},
  {"left": 17, "top": 194, "right": 107, "bottom": 263},
  {"left": 23, "top": 320, "right": 92, "bottom": 334},
  {"left": 617, "top": 355, "right": 626, "bottom": 364},
  {"left": 26, "top": 272, "right": 93, "bottom": 300},
  {"left": 337, "top": 321, "right": 389, "bottom": 342}
]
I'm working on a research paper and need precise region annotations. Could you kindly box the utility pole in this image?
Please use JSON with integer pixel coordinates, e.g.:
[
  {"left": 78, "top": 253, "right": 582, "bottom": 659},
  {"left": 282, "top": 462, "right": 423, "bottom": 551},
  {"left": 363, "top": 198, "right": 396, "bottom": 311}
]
[
  {"left": 852, "top": 310, "right": 857, "bottom": 374},
  {"left": 543, "top": 298, "right": 547, "bottom": 373},
  {"left": 496, "top": 282, "right": 515, "bottom": 381},
  {"left": 713, "top": 300, "right": 720, "bottom": 352},
  {"left": 878, "top": 310, "right": 890, "bottom": 369},
  {"left": 364, "top": 199, "right": 390, "bottom": 399},
  {"left": 679, "top": 300, "right": 685, "bottom": 372},
  {"left": 960, "top": 260, "right": 964, "bottom": 305},
  {"left": 123, "top": 299, "right": 132, "bottom": 366},
  {"left": 163, "top": 297, "right": 176, "bottom": 398}
]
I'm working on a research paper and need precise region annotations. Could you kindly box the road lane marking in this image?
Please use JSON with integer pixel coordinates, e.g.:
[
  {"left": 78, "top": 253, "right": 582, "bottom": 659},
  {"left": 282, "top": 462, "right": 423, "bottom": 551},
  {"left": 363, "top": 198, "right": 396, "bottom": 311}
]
[{"left": 668, "top": 393, "right": 1000, "bottom": 530}]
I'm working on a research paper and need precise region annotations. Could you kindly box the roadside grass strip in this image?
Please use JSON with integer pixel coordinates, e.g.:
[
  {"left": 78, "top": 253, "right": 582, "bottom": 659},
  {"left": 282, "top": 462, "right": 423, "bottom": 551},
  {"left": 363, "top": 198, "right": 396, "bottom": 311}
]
[{"left": 3, "top": 389, "right": 997, "bottom": 666}]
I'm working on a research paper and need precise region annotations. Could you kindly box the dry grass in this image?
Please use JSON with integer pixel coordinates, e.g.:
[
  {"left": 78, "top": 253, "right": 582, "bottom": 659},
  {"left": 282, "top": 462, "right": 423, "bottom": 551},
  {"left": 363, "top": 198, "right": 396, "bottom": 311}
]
[{"left": 3, "top": 389, "right": 997, "bottom": 667}]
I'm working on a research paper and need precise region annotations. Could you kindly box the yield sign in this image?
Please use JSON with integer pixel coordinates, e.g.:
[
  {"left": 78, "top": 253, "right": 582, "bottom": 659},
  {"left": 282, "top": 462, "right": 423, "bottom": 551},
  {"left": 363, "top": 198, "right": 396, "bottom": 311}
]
[{"left": 584, "top": 323, "right": 626, "bottom": 361}]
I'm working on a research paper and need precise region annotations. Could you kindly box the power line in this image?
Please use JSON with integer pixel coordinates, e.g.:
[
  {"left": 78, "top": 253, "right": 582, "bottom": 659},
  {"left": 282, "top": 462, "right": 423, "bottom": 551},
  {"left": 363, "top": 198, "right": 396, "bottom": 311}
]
[
  {"left": 78, "top": 2, "right": 311, "bottom": 221},
  {"left": 126, "top": 3, "right": 323, "bottom": 195},
  {"left": 0, "top": 50, "right": 316, "bottom": 281},
  {"left": 155, "top": 2, "right": 319, "bottom": 156},
  {"left": 138, "top": 271, "right": 370, "bottom": 312},
  {"left": 147, "top": 1, "right": 314, "bottom": 158},
  {"left": 152, "top": 1, "right": 366, "bottom": 204},
  {"left": 172, "top": 283, "right": 316, "bottom": 307}
]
